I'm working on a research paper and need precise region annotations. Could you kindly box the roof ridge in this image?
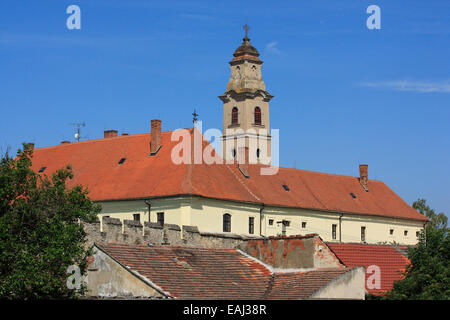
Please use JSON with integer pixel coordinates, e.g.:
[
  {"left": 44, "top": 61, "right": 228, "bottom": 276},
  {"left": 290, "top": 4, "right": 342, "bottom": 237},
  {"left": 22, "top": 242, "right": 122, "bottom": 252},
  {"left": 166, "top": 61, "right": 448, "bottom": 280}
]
[
  {"left": 32, "top": 131, "right": 177, "bottom": 151},
  {"left": 274, "top": 166, "right": 387, "bottom": 182},
  {"left": 225, "top": 165, "right": 261, "bottom": 201}
]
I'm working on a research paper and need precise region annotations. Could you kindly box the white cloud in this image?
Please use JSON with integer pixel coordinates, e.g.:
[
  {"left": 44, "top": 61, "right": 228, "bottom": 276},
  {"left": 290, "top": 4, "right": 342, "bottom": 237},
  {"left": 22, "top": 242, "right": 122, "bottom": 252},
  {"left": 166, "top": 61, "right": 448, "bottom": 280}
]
[
  {"left": 359, "top": 80, "right": 450, "bottom": 93},
  {"left": 264, "top": 41, "right": 282, "bottom": 55}
]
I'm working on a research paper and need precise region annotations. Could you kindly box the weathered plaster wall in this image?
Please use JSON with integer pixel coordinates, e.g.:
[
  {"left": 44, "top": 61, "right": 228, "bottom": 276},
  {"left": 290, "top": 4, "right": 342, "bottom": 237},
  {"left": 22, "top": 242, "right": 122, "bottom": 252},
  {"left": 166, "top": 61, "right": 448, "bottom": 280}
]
[
  {"left": 86, "top": 248, "right": 163, "bottom": 298},
  {"left": 236, "top": 235, "right": 343, "bottom": 269},
  {"left": 310, "top": 267, "right": 366, "bottom": 300}
]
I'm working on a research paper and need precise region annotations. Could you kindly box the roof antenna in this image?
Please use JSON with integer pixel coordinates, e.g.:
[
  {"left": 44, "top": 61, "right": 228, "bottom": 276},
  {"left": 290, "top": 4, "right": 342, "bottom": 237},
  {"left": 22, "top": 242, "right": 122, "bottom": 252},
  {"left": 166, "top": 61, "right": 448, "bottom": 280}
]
[{"left": 70, "top": 122, "right": 86, "bottom": 142}]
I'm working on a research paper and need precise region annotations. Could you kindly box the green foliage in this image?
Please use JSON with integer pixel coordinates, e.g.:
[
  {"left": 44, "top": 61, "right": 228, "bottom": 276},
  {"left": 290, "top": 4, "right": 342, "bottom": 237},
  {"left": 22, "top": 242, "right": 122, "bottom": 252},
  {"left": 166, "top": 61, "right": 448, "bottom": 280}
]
[
  {"left": 381, "top": 199, "right": 449, "bottom": 300},
  {"left": 412, "top": 199, "right": 448, "bottom": 231},
  {"left": 0, "top": 144, "right": 101, "bottom": 299}
]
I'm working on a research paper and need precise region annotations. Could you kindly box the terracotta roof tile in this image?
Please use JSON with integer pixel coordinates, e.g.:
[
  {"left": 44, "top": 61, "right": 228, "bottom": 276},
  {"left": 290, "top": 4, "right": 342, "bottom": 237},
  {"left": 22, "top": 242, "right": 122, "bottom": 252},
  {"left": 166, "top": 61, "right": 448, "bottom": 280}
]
[
  {"left": 326, "top": 243, "right": 410, "bottom": 295},
  {"left": 96, "top": 243, "right": 271, "bottom": 299},
  {"left": 96, "top": 243, "right": 356, "bottom": 299},
  {"left": 30, "top": 130, "right": 428, "bottom": 222},
  {"left": 268, "top": 269, "right": 352, "bottom": 299}
]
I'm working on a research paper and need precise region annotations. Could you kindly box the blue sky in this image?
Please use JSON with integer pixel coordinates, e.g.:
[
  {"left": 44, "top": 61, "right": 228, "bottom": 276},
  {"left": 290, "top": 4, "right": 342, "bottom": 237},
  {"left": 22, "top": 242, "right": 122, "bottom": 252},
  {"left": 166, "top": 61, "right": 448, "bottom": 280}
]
[{"left": 0, "top": 0, "right": 449, "bottom": 216}]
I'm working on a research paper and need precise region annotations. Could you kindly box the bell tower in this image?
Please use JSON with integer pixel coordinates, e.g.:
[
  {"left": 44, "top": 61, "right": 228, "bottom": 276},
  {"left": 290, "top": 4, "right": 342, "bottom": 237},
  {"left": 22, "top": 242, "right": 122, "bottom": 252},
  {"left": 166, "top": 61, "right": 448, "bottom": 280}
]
[{"left": 219, "top": 25, "right": 273, "bottom": 165}]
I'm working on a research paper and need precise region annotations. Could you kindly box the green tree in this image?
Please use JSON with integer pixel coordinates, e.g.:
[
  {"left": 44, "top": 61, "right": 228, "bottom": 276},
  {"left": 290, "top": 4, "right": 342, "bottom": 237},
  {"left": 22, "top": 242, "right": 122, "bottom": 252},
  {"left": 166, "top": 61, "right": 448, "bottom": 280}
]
[
  {"left": 0, "top": 144, "right": 101, "bottom": 299},
  {"left": 412, "top": 198, "right": 448, "bottom": 231},
  {"left": 382, "top": 199, "right": 449, "bottom": 300}
]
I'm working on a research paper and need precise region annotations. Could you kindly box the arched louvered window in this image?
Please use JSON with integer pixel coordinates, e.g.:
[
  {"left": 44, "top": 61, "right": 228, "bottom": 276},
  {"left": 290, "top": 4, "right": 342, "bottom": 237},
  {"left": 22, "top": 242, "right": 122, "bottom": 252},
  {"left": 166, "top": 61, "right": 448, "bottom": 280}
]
[
  {"left": 231, "top": 107, "right": 238, "bottom": 125},
  {"left": 254, "top": 106, "right": 261, "bottom": 125},
  {"left": 223, "top": 213, "right": 231, "bottom": 232}
]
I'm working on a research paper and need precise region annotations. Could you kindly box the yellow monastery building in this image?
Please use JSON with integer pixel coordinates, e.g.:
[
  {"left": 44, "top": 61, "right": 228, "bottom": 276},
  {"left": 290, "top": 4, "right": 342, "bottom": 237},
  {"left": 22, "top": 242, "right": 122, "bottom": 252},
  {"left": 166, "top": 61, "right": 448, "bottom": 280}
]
[{"left": 29, "top": 33, "right": 428, "bottom": 245}]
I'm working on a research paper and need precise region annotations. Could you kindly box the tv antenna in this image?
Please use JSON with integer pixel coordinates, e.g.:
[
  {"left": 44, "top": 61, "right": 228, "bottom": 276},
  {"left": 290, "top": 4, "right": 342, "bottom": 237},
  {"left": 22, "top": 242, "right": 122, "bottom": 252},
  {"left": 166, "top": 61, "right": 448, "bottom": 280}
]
[
  {"left": 70, "top": 122, "right": 86, "bottom": 142},
  {"left": 192, "top": 108, "right": 199, "bottom": 125}
]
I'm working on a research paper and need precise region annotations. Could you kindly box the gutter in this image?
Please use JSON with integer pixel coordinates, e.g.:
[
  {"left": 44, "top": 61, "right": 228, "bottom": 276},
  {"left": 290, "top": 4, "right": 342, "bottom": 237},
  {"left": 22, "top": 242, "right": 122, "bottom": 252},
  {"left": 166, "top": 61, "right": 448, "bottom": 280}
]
[
  {"left": 144, "top": 199, "right": 151, "bottom": 225},
  {"left": 259, "top": 204, "right": 265, "bottom": 237}
]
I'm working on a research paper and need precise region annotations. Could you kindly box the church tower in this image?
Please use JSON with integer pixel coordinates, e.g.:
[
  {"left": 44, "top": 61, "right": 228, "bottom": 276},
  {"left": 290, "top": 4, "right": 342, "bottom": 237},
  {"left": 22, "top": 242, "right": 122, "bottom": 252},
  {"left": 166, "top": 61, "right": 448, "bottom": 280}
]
[{"left": 219, "top": 25, "right": 273, "bottom": 165}]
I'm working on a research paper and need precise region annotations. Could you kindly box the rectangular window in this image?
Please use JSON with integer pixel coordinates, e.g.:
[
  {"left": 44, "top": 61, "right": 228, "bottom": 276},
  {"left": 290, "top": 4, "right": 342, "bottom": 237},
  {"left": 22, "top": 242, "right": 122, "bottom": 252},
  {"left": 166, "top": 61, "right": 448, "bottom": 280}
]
[
  {"left": 268, "top": 219, "right": 274, "bottom": 226},
  {"left": 404, "top": 230, "right": 408, "bottom": 236},
  {"left": 390, "top": 229, "right": 394, "bottom": 235},
  {"left": 361, "top": 226, "right": 366, "bottom": 242},
  {"left": 157, "top": 212, "right": 164, "bottom": 226},
  {"left": 332, "top": 224, "right": 337, "bottom": 240},
  {"left": 416, "top": 231, "right": 420, "bottom": 237},
  {"left": 302, "top": 222, "right": 307, "bottom": 229},
  {"left": 223, "top": 214, "right": 231, "bottom": 232},
  {"left": 133, "top": 214, "right": 140, "bottom": 222},
  {"left": 283, "top": 220, "right": 290, "bottom": 227},
  {"left": 249, "top": 217, "right": 254, "bottom": 234}
]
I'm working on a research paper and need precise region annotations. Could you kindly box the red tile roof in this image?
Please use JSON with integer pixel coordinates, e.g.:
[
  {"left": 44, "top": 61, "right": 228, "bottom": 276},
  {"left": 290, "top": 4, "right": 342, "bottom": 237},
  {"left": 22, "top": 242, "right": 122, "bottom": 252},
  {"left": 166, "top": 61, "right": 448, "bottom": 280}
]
[
  {"left": 29, "top": 130, "right": 427, "bottom": 222},
  {"left": 95, "top": 243, "right": 355, "bottom": 299},
  {"left": 96, "top": 243, "right": 269, "bottom": 299},
  {"left": 326, "top": 243, "right": 411, "bottom": 295},
  {"left": 268, "top": 269, "right": 353, "bottom": 299}
]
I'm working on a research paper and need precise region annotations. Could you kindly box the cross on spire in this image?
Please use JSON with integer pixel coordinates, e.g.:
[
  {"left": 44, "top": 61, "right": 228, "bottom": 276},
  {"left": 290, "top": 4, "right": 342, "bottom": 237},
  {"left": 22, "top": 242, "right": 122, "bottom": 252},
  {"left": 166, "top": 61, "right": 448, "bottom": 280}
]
[{"left": 243, "top": 23, "right": 250, "bottom": 39}]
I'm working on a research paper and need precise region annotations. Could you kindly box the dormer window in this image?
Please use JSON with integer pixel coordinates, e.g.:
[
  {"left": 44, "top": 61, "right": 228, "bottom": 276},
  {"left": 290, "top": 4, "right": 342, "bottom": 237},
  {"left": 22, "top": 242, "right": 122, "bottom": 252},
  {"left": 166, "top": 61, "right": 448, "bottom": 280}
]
[
  {"left": 254, "top": 106, "right": 261, "bottom": 125},
  {"left": 231, "top": 107, "right": 239, "bottom": 125}
]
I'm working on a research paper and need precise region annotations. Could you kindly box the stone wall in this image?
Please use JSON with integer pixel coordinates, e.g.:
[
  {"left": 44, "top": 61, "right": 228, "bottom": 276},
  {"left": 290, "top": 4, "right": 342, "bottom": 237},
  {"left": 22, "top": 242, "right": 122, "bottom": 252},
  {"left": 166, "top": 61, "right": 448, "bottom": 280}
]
[
  {"left": 83, "top": 217, "right": 263, "bottom": 249},
  {"left": 83, "top": 218, "right": 344, "bottom": 270}
]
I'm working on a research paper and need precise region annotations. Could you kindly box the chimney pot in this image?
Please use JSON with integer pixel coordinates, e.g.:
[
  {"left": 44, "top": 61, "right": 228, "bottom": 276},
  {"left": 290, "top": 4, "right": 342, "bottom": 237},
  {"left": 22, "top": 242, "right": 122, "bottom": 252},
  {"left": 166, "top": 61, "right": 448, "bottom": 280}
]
[
  {"left": 359, "top": 164, "right": 368, "bottom": 191},
  {"left": 238, "top": 146, "right": 250, "bottom": 178},
  {"left": 104, "top": 130, "right": 118, "bottom": 138},
  {"left": 150, "top": 119, "right": 162, "bottom": 155}
]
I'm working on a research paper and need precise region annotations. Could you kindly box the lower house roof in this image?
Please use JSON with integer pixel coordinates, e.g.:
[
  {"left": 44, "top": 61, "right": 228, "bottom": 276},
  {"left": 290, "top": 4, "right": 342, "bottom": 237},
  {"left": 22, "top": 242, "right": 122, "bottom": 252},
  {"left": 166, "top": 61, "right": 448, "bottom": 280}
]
[
  {"left": 326, "top": 242, "right": 411, "bottom": 295},
  {"left": 29, "top": 130, "right": 428, "bottom": 222},
  {"left": 94, "top": 243, "right": 355, "bottom": 300},
  {"left": 268, "top": 269, "right": 357, "bottom": 300}
]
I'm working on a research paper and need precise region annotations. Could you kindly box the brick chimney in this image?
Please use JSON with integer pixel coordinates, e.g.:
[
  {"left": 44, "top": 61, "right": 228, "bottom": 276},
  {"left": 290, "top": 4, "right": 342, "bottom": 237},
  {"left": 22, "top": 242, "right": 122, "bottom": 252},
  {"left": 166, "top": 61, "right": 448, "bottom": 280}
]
[
  {"left": 238, "top": 146, "right": 250, "bottom": 178},
  {"left": 150, "top": 119, "right": 162, "bottom": 155},
  {"left": 104, "top": 130, "right": 118, "bottom": 138},
  {"left": 359, "top": 164, "right": 368, "bottom": 191}
]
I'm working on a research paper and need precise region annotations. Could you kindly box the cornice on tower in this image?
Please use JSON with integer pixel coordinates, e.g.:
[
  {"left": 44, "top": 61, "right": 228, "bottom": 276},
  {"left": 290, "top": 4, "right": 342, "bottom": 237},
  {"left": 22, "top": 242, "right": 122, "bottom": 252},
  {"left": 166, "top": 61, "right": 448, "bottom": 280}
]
[{"left": 221, "top": 26, "right": 272, "bottom": 100}]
